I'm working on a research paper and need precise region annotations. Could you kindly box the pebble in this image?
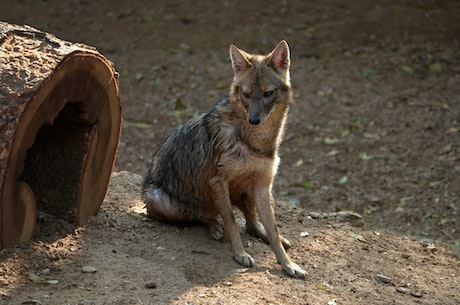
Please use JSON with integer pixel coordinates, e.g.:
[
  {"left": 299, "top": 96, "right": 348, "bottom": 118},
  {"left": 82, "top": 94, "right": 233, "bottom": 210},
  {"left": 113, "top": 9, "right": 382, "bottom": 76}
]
[
  {"left": 396, "top": 287, "right": 408, "bottom": 294},
  {"left": 145, "top": 282, "right": 157, "bottom": 289},
  {"left": 374, "top": 274, "right": 391, "bottom": 283},
  {"left": 236, "top": 268, "right": 248, "bottom": 273},
  {"left": 300, "top": 231, "right": 310, "bottom": 237},
  {"left": 81, "top": 266, "right": 97, "bottom": 273},
  {"left": 309, "top": 212, "right": 322, "bottom": 219}
]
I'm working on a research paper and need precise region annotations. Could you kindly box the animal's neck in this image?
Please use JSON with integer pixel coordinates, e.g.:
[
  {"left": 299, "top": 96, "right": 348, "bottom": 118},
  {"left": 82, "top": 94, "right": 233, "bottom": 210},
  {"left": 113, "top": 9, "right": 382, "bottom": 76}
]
[{"left": 239, "top": 104, "right": 289, "bottom": 159}]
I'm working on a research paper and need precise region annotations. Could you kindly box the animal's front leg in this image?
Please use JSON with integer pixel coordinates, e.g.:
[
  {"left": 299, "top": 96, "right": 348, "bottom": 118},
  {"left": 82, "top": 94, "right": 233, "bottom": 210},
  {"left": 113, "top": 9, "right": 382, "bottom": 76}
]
[
  {"left": 209, "top": 177, "right": 255, "bottom": 267},
  {"left": 255, "top": 187, "right": 307, "bottom": 278}
]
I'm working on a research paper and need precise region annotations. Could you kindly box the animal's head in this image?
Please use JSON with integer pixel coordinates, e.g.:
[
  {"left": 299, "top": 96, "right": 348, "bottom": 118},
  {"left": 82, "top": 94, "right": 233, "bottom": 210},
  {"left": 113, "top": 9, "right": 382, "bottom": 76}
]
[{"left": 229, "top": 40, "right": 292, "bottom": 125}]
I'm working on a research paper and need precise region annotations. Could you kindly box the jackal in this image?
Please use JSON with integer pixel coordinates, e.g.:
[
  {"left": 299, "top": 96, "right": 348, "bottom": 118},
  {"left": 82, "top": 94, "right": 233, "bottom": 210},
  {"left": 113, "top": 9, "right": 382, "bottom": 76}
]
[{"left": 142, "top": 40, "right": 306, "bottom": 278}]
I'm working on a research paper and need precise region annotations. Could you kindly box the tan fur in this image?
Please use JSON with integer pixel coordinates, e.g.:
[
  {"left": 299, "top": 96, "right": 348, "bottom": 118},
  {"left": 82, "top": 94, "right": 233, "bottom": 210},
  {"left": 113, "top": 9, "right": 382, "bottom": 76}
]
[{"left": 142, "top": 41, "right": 307, "bottom": 278}]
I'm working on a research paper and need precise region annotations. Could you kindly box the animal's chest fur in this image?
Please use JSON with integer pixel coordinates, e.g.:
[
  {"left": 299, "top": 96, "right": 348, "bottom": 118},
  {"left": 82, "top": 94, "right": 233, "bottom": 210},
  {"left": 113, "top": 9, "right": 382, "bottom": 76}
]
[{"left": 217, "top": 133, "right": 280, "bottom": 200}]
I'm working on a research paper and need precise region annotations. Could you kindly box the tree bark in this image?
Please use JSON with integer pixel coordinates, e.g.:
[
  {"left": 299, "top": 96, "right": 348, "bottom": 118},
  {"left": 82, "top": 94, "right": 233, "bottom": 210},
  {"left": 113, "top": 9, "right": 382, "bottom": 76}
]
[{"left": 0, "top": 22, "right": 122, "bottom": 248}]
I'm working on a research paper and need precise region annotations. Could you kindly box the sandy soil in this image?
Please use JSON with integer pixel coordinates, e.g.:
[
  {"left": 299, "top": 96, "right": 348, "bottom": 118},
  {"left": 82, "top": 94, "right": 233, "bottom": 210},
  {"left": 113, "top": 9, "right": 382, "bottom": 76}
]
[{"left": 0, "top": 0, "right": 459, "bottom": 304}]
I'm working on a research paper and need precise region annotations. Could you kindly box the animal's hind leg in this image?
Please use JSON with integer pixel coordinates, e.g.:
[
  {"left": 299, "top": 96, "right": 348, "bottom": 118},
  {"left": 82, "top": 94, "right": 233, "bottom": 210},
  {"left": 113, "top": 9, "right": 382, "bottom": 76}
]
[
  {"left": 239, "top": 197, "right": 291, "bottom": 250},
  {"left": 207, "top": 217, "right": 225, "bottom": 241},
  {"left": 143, "top": 187, "right": 195, "bottom": 224}
]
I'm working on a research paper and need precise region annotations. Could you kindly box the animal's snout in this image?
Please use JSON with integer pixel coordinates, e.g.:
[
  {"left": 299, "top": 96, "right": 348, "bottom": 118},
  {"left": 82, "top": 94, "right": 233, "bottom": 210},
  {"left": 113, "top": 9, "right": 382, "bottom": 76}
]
[
  {"left": 249, "top": 116, "right": 261, "bottom": 125},
  {"left": 249, "top": 100, "right": 261, "bottom": 125}
]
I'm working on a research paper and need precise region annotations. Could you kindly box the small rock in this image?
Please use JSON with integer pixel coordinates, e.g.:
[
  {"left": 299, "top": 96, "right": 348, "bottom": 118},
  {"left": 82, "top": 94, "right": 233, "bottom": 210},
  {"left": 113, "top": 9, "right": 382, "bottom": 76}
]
[
  {"left": 410, "top": 291, "right": 423, "bottom": 298},
  {"left": 309, "top": 212, "right": 321, "bottom": 219},
  {"left": 334, "top": 211, "right": 364, "bottom": 227},
  {"left": 396, "top": 287, "right": 408, "bottom": 294},
  {"left": 81, "top": 266, "right": 97, "bottom": 273},
  {"left": 236, "top": 268, "right": 248, "bottom": 273},
  {"left": 300, "top": 231, "right": 309, "bottom": 237},
  {"left": 374, "top": 274, "right": 391, "bottom": 283},
  {"left": 145, "top": 282, "right": 157, "bottom": 289},
  {"left": 425, "top": 243, "right": 437, "bottom": 252}
]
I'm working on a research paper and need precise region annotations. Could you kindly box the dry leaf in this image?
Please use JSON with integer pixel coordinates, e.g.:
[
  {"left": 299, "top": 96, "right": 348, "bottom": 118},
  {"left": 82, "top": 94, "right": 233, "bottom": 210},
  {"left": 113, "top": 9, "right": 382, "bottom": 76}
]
[{"left": 348, "top": 232, "right": 368, "bottom": 243}]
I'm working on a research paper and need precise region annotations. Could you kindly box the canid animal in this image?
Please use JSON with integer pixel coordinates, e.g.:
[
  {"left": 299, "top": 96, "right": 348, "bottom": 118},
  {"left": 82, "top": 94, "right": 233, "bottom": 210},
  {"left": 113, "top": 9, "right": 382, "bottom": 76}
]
[{"left": 142, "top": 40, "right": 306, "bottom": 278}]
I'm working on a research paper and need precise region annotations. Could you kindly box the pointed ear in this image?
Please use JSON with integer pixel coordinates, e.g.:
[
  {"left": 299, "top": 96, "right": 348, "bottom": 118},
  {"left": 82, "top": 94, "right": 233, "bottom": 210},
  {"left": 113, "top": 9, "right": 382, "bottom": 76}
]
[
  {"left": 229, "top": 44, "right": 251, "bottom": 74},
  {"left": 268, "top": 40, "right": 290, "bottom": 74}
]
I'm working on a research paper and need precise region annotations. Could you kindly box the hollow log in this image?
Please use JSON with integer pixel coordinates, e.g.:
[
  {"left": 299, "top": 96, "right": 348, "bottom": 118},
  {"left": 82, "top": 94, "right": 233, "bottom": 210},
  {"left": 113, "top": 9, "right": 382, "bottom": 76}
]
[{"left": 0, "top": 22, "right": 122, "bottom": 248}]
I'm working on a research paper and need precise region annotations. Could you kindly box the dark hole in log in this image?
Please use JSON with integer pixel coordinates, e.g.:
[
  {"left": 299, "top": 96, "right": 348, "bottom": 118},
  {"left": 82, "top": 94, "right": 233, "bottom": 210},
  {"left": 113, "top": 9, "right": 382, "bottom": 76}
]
[{"left": 20, "top": 102, "right": 94, "bottom": 223}]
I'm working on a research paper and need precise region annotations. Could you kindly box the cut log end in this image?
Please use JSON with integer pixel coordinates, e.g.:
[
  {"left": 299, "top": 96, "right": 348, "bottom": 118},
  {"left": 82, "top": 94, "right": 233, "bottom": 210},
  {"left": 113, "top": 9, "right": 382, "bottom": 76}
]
[{"left": 0, "top": 22, "right": 121, "bottom": 248}]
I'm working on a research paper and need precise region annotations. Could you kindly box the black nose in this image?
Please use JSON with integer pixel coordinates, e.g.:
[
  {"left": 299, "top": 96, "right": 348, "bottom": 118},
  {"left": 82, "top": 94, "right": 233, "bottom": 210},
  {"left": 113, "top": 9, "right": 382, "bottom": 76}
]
[{"left": 249, "top": 117, "right": 260, "bottom": 125}]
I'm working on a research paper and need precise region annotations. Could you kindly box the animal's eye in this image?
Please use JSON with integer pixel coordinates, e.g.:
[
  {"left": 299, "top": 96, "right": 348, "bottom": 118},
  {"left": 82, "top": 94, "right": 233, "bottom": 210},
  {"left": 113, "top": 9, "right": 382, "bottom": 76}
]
[
  {"left": 242, "top": 91, "right": 251, "bottom": 99},
  {"left": 263, "top": 90, "right": 274, "bottom": 98}
]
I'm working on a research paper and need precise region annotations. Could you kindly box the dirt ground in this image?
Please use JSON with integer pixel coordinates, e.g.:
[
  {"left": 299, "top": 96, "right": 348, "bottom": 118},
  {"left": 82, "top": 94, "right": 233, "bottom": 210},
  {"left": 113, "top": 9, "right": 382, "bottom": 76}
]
[{"left": 1, "top": 0, "right": 459, "bottom": 304}]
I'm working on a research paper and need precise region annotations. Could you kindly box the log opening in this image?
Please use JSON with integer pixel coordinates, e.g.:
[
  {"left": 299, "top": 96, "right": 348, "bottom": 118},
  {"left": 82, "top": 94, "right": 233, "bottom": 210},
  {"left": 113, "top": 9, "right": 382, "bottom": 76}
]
[{"left": 21, "top": 102, "right": 99, "bottom": 223}]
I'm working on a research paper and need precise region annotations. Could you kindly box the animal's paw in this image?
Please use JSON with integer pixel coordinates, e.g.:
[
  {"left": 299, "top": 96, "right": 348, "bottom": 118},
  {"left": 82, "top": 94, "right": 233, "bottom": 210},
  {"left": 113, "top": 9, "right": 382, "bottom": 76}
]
[
  {"left": 282, "top": 262, "right": 307, "bottom": 278},
  {"left": 208, "top": 222, "right": 225, "bottom": 241},
  {"left": 280, "top": 235, "right": 291, "bottom": 250},
  {"left": 233, "top": 252, "right": 256, "bottom": 267}
]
